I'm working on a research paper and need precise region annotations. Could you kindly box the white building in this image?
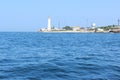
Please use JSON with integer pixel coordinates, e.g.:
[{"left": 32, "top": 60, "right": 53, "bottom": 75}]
[
  {"left": 97, "top": 28, "right": 104, "bottom": 32},
  {"left": 47, "top": 16, "right": 51, "bottom": 31},
  {"left": 73, "top": 26, "right": 80, "bottom": 31}
]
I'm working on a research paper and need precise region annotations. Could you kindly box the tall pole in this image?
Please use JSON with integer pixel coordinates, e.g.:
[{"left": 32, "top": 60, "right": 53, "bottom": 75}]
[
  {"left": 86, "top": 19, "right": 88, "bottom": 27},
  {"left": 58, "top": 21, "right": 60, "bottom": 30},
  {"left": 118, "top": 19, "right": 120, "bottom": 26}
]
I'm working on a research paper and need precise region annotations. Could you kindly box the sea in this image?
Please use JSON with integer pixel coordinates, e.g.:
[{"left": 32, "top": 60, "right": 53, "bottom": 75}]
[{"left": 0, "top": 32, "right": 120, "bottom": 80}]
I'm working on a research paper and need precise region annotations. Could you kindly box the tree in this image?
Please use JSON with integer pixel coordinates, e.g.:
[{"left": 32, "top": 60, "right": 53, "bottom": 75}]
[
  {"left": 99, "top": 25, "right": 116, "bottom": 30},
  {"left": 63, "top": 26, "right": 72, "bottom": 30}
]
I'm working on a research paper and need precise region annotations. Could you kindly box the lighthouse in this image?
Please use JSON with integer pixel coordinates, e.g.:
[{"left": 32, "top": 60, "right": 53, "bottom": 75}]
[{"left": 47, "top": 16, "right": 51, "bottom": 31}]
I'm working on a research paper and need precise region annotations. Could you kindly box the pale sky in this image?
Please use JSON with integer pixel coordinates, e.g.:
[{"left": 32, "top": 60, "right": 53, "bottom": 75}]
[{"left": 0, "top": 0, "right": 120, "bottom": 31}]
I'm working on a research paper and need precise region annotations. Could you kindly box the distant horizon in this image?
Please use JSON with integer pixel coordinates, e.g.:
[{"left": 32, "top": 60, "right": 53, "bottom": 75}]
[{"left": 0, "top": 0, "right": 120, "bottom": 31}]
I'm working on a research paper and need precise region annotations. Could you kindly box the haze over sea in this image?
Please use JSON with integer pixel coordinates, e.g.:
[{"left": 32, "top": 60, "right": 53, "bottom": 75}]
[{"left": 0, "top": 32, "right": 120, "bottom": 80}]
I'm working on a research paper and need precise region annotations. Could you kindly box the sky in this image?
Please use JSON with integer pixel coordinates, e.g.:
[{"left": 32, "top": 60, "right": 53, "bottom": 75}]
[{"left": 0, "top": 0, "right": 120, "bottom": 32}]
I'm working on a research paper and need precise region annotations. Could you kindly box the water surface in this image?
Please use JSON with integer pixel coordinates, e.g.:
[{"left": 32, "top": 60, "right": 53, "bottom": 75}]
[{"left": 0, "top": 32, "right": 120, "bottom": 80}]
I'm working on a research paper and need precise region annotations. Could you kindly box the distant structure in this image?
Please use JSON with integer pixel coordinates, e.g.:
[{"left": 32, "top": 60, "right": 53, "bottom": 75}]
[
  {"left": 39, "top": 17, "right": 114, "bottom": 33},
  {"left": 73, "top": 26, "right": 80, "bottom": 31},
  {"left": 91, "top": 23, "right": 96, "bottom": 29},
  {"left": 118, "top": 19, "right": 120, "bottom": 26},
  {"left": 109, "top": 19, "right": 120, "bottom": 33},
  {"left": 47, "top": 16, "right": 51, "bottom": 31}
]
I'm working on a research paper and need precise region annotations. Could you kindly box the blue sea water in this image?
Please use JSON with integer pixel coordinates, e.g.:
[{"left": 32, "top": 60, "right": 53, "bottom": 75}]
[{"left": 0, "top": 32, "right": 120, "bottom": 80}]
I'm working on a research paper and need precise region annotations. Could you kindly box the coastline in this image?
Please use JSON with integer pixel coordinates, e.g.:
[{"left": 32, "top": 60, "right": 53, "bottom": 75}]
[{"left": 38, "top": 30, "right": 109, "bottom": 33}]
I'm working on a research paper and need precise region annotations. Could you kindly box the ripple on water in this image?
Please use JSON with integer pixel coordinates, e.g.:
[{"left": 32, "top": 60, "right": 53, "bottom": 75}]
[{"left": 0, "top": 33, "right": 120, "bottom": 80}]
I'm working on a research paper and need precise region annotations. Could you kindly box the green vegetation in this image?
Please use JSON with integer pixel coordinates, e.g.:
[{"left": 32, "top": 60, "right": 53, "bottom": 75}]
[
  {"left": 99, "top": 25, "right": 116, "bottom": 30},
  {"left": 63, "top": 26, "right": 72, "bottom": 30},
  {"left": 51, "top": 26, "right": 55, "bottom": 29}
]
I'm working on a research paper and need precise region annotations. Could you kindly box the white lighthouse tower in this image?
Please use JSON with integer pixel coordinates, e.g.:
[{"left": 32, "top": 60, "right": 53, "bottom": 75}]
[{"left": 47, "top": 16, "right": 51, "bottom": 31}]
